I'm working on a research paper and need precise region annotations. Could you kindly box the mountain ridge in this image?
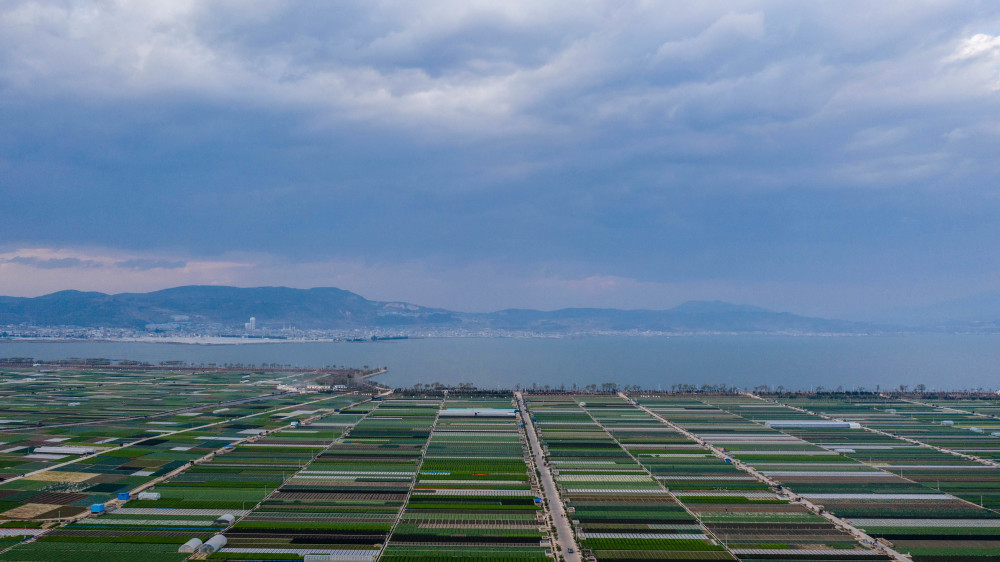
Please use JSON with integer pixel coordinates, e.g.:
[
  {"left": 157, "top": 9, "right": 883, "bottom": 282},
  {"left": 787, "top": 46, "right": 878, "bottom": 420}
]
[{"left": 0, "top": 285, "right": 876, "bottom": 334}]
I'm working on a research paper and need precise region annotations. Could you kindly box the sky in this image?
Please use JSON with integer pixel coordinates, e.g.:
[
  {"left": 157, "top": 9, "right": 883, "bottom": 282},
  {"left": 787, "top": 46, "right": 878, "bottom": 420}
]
[{"left": 1, "top": 1, "right": 1000, "bottom": 318}]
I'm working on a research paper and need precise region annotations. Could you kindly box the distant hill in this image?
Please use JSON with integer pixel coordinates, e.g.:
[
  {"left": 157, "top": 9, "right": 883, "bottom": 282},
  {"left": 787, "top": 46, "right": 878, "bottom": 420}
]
[
  {"left": 0, "top": 286, "right": 455, "bottom": 330},
  {"left": 468, "top": 301, "right": 867, "bottom": 333},
  {"left": 876, "top": 291, "right": 1000, "bottom": 332},
  {"left": 0, "top": 285, "right": 879, "bottom": 334}
]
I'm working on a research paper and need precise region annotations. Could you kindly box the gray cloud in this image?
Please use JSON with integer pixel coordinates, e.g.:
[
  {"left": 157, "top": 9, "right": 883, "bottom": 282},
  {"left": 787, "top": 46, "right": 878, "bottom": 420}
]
[
  {"left": 114, "top": 258, "right": 188, "bottom": 270},
  {"left": 1, "top": 2, "right": 1000, "bottom": 314},
  {"left": 5, "top": 256, "right": 99, "bottom": 269}
]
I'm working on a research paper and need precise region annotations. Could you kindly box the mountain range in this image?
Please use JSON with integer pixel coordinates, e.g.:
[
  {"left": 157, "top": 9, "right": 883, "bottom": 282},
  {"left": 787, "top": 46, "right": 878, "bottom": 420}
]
[
  {"left": 0, "top": 285, "right": 997, "bottom": 335},
  {"left": 0, "top": 285, "right": 876, "bottom": 335}
]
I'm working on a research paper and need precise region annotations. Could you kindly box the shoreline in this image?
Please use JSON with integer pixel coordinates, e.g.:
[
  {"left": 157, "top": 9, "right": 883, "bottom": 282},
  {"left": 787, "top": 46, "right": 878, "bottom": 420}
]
[{"left": 0, "top": 331, "right": 941, "bottom": 346}]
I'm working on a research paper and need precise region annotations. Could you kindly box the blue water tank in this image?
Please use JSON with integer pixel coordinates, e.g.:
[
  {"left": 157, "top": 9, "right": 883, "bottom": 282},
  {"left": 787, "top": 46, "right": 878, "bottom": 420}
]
[
  {"left": 117, "top": 492, "right": 130, "bottom": 501},
  {"left": 90, "top": 503, "right": 105, "bottom": 514}
]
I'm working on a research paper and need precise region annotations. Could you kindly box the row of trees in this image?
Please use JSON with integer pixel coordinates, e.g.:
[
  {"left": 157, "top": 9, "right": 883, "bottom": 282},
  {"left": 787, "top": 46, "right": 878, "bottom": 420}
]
[{"left": 755, "top": 383, "right": 930, "bottom": 394}]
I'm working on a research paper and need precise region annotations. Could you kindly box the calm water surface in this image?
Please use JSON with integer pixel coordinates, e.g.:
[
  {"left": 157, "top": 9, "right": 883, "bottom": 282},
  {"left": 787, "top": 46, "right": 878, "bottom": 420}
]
[{"left": 1, "top": 335, "right": 997, "bottom": 391}]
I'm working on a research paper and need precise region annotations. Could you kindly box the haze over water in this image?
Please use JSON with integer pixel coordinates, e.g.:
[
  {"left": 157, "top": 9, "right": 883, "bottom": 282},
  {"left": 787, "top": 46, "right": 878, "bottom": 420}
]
[{"left": 3, "top": 335, "right": 998, "bottom": 391}]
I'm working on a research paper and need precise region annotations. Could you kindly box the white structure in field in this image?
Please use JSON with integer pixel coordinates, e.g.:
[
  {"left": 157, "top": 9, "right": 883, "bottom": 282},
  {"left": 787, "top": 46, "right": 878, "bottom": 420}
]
[
  {"left": 178, "top": 538, "right": 203, "bottom": 553},
  {"left": 765, "top": 420, "right": 861, "bottom": 429},
  {"left": 34, "top": 446, "right": 96, "bottom": 455},
  {"left": 198, "top": 535, "right": 227, "bottom": 553},
  {"left": 439, "top": 408, "right": 517, "bottom": 418}
]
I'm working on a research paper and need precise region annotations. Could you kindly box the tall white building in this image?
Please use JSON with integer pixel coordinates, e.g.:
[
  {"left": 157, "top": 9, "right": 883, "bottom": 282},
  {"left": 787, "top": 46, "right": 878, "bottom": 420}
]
[{"left": 249, "top": 317, "right": 256, "bottom": 331}]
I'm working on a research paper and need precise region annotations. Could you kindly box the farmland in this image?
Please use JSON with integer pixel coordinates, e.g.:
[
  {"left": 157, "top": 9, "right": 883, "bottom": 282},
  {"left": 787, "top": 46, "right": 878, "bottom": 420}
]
[
  {"left": 380, "top": 396, "right": 549, "bottom": 562},
  {"left": 3, "top": 366, "right": 1000, "bottom": 561},
  {"left": 741, "top": 393, "right": 1000, "bottom": 560},
  {"left": 0, "top": 365, "right": 370, "bottom": 561},
  {"left": 522, "top": 395, "right": 734, "bottom": 561}
]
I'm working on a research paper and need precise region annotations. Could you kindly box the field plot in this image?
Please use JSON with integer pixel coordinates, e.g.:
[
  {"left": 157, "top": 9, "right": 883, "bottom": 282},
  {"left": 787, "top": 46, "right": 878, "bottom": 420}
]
[
  {"left": 200, "top": 396, "right": 439, "bottom": 561},
  {"left": 1, "top": 393, "right": 364, "bottom": 561},
  {"left": 772, "top": 396, "right": 1000, "bottom": 459},
  {"left": 0, "top": 366, "right": 369, "bottom": 560},
  {"left": 380, "top": 396, "right": 549, "bottom": 562},
  {"left": 603, "top": 395, "right": 889, "bottom": 561},
  {"left": 10, "top": 368, "right": 1000, "bottom": 562},
  {"left": 698, "top": 395, "right": 1000, "bottom": 561},
  {"left": 523, "top": 395, "right": 733, "bottom": 561},
  {"left": 770, "top": 395, "right": 1000, "bottom": 508},
  {"left": 0, "top": 367, "right": 278, "bottom": 428},
  {"left": 0, "top": 393, "right": 343, "bottom": 517},
  {"left": 0, "top": 368, "right": 292, "bottom": 479}
]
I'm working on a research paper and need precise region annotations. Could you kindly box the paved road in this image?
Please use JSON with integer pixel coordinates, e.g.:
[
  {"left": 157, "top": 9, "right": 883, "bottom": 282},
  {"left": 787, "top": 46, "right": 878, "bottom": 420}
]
[{"left": 516, "top": 392, "right": 581, "bottom": 562}]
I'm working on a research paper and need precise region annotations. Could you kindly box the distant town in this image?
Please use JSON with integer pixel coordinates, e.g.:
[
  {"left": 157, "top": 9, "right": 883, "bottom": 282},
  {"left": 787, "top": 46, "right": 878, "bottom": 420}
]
[{"left": 0, "top": 320, "right": 599, "bottom": 343}]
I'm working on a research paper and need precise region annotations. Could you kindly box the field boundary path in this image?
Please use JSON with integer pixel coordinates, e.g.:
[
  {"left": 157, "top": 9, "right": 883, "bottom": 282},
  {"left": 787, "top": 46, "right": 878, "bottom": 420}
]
[{"left": 375, "top": 396, "right": 444, "bottom": 562}]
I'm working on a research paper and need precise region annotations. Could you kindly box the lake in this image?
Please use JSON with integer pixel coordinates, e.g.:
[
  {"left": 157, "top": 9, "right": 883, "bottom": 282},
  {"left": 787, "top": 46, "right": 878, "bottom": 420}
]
[{"left": 1, "top": 335, "right": 997, "bottom": 391}]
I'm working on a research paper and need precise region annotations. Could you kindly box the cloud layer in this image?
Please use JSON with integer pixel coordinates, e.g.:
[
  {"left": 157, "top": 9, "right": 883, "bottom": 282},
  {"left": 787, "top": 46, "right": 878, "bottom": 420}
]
[{"left": 2, "top": 1, "right": 1000, "bottom": 315}]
